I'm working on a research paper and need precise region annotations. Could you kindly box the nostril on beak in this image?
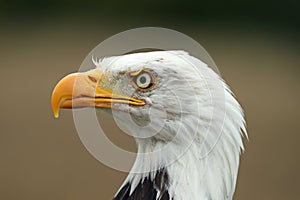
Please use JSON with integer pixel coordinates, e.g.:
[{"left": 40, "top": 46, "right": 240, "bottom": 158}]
[{"left": 88, "top": 75, "right": 98, "bottom": 83}]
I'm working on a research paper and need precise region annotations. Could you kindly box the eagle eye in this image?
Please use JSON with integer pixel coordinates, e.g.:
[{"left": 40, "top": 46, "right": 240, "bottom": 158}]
[{"left": 130, "top": 69, "right": 156, "bottom": 91}]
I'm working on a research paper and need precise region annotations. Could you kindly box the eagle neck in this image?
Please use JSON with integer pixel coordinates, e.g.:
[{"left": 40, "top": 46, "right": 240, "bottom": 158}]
[{"left": 115, "top": 140, "right": 239, "bottom": 200}]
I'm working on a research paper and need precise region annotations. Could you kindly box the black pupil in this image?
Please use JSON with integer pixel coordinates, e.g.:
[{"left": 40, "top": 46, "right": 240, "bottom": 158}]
[{"left": 140, "top": 76, "right": 147, "bottom": 84}]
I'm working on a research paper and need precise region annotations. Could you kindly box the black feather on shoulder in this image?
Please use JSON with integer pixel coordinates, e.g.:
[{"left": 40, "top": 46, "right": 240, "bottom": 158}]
[{"left": 114, "top": 168, "right": 171, "bottom": 200}]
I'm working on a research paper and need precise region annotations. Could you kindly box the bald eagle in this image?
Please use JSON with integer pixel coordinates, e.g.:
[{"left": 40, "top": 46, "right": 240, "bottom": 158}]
[{"left": 52, "top": 50, "right": 247, "bottom": 200}]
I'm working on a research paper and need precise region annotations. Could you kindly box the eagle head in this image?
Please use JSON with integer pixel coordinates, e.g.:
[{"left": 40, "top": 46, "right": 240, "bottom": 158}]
[{"left": 52, "top": 50, "right": 247, "bottom": 200}]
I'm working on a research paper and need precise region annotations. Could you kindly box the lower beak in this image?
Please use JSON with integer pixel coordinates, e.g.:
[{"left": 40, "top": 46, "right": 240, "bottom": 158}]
[{"left": 51, "top": 69, "right": 145, "bottom": 118}]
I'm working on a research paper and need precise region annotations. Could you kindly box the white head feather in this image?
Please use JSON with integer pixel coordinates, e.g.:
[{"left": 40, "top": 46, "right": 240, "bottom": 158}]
[{"left": 94, "top": 50, "right": 247, "bottom": 200}]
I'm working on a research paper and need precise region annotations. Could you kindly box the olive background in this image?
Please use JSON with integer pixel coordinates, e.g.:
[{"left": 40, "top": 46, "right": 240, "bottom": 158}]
[{"left": 0, "top": 1, "right": 299, "bottom": 199}]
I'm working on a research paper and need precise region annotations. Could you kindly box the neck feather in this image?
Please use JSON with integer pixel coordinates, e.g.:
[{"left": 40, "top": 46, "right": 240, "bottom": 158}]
[{"left": 115, "top": 138, "right": 241, "bottom": 200}]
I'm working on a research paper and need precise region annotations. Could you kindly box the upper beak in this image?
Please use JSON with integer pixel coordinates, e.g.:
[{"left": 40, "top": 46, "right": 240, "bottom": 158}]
[{"left": 51, "top": 69, "right": 145, "bottom": 118}]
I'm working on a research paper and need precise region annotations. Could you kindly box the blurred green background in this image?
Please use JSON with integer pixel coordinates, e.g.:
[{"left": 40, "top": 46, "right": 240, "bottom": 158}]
[{"left": 0, "top": 0, "right": 299, "bottom": 199}]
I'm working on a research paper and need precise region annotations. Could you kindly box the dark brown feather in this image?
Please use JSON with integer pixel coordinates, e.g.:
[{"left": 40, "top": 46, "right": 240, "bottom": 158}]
[{"left": 114, "top": 168, "right": 171, "bottom": 200}]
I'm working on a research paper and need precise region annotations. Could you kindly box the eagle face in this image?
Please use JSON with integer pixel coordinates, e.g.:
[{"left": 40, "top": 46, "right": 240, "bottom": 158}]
[{"left": 52, "top": 51, "right": 213, "bottom": 145}]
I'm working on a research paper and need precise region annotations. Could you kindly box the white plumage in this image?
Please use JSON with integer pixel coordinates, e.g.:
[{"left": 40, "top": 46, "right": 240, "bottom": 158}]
[{"left": 93, "top": 50, "right": 247, "bottom": 200}]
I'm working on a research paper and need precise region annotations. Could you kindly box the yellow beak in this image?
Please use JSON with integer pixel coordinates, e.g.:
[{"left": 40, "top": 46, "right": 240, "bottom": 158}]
[{"left": 51, "top": 69, "right": 145, "bottom": 118}]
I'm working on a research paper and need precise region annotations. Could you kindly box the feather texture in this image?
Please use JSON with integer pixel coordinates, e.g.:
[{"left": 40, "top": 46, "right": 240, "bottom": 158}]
[
  {"left": 92, "top": 50, "right": 247, "bottom": 200},
  {"left": 114, "top": 168, "right": 170, "bottom": 200}
]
